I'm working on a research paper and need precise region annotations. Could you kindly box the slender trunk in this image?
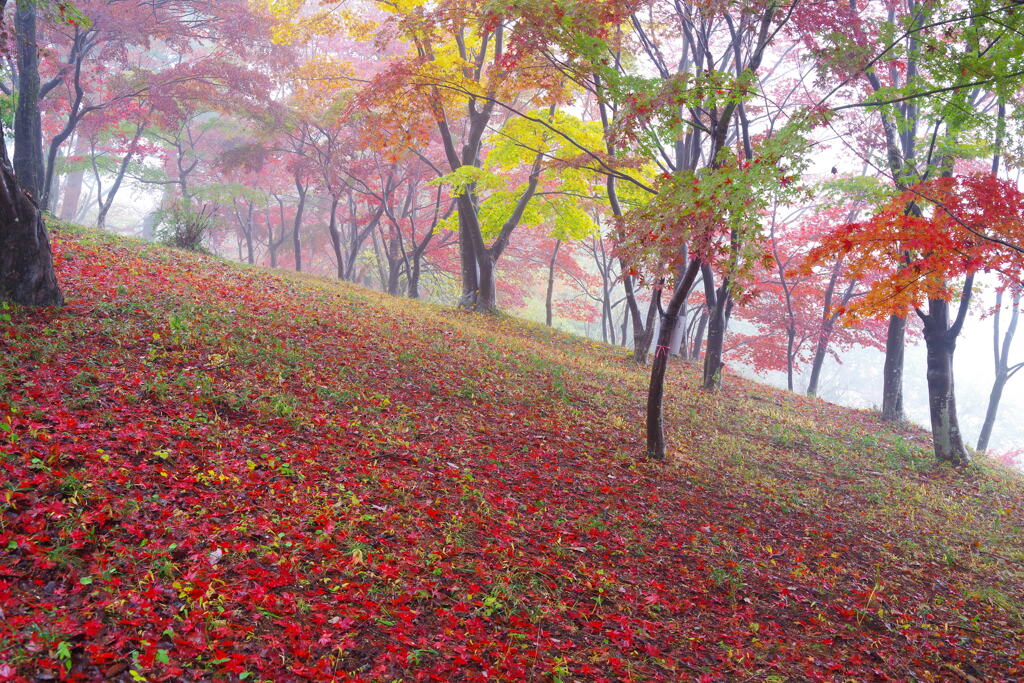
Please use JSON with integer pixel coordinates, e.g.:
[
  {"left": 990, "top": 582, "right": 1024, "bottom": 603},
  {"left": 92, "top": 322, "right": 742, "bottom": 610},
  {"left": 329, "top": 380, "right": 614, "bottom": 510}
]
[
  {"left": 292, "top": 180, "right": 306, "bottom": 272},
  {"left": 881, "top": 315, "right": 906, "bottom": 421},
  {"left": 977, "top": 290, "right": 1021, "bottom": 452},
  {"left": 785, "top": 325, "right": 796, "bottom": 392},
  {"left": 621, "top": 301, "right": 629, "bottom": 348},
  {"left": 806, "top": 328, "right": 831, "bottom": 397},
  {"left": 691, "top": 308, "right": 707, "bottom": 360},
  {"left": 13, "top": 6, "right": 44, "bottom": 201},
  {"left": 545, "top": 240, "right": 561, "bottom": 327},
  {"left": 96, "top": 130, "right": 142, "bottom": 231},
  {"left": 977, "top": 377, "right": 1007, "bottom": 453},
  {"left": 326, "top": 196, "right": 344, "bottom": 279},
  {"left": 244, "top": 203, "right": 254, "bottom": 265},
  {"left": 646, "top": 259, "right": 701, "bottom": 459}
]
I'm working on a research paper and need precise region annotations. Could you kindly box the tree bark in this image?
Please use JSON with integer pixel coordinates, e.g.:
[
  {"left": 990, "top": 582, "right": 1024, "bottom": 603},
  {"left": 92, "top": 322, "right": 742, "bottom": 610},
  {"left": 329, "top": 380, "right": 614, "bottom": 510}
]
[
  {"left": 545, "top": 240, "right": 561, "bottom": 327},
  {"left": 881, "top": 315, "right": 906, "bottom": 421},
  {"left": 291, "top": 178, "right": 307, "bottom": 272},
  {"left": 701, "top": 265, "right": 732, "bottom": 390},
  {"left": 922, "top": 299, "right": 968, "bottom": 465},
  {"left": 0, "top": 136, "right": 63, "bottom": 306},
  {"left": 13, "top": 5, "right": 45, "bottom": 202},
  {"left": 646, "top": 259, "right": 701, "bottom": 459},
  {"left": 326, "top": 196, "right": 344, "bottom": 279},
  {"left": 691, "top": 308, "right": 707, "bottom": 360}
]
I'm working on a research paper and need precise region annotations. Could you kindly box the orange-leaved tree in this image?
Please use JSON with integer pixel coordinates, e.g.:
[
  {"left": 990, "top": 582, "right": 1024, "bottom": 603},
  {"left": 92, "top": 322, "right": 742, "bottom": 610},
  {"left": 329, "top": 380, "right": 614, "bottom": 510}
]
[{"left": 805, "top": 173, "right": 1024, "bottom": 464}]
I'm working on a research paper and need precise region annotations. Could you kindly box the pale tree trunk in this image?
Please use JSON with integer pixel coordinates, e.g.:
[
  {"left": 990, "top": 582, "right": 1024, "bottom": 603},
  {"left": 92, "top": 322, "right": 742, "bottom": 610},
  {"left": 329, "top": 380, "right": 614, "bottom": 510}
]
[
  {"left": 691, "top": 308, "right": 707, "bottom": 360},
  {"left": 977, "top": 289, "right": 1022, "bottom": 452},
  {"left": 60, "top": 136, "right": 89, "bottom": 220},
  {"left": 881, "top": 315, "right": 906, "bottom": 421}
]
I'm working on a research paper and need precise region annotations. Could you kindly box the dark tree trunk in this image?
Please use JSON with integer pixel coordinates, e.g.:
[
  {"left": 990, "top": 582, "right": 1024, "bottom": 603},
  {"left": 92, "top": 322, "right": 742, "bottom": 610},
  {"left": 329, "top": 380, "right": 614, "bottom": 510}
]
[
  {"left": 244, "top": 203, "right": 255, "bottom": 265},
  {"left": 476, "top": 251, "right": 496, "bottom": 311},
  {"left": 326, "top": 196, "right": 344, "bottom": 279},
  {"left": 0, "top": 136, "right": 63, "bottom": 306},
  {"left": 881, "top": 314, "right": 906, "bottom": 421},
  {"left": 14, "top": 6, "right": 45, "bottom": 202},
  {"left": 94, "top": 127, "right": 142, "bottom": 231},
  {"left": 806, "top": 331, "right": 830, "bottom": 397},
  {"left": 922, "top": 299, "right": 968, "bottom": 465},
  {"left": 646, "top": 259, "right": 701, "bottom": 459},
  {"left": 457, "top": 203, "right": 479, "bottom": 302},
  {"left": 633, "top": 285, "right": 661, "bottom": 364},
  {"left": 292, "top": 179, "right": 307, "bottom": 272},
  {"left": 545, "top": 240, "right": 561, "bottom": 327},
  {"left": 785, "top": 325, "right": 796, "bottom": 392},
  {"left": 408, "top": 255, "right": 422, "bottom": 299},
  {"left": 701, "top": 266, "right": 732, "bottom": 390}
]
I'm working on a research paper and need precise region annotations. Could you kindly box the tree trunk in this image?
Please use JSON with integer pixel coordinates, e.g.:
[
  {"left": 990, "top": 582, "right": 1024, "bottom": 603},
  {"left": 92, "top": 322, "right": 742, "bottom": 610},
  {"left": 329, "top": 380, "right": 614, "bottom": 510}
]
[
  {"left": 977, "top": 289, "right": 1021, "bottom": 452},
  {"left": 326, "top": 196, "right": 344, "bottom": 279},
  {"left": 244, "top": 203, "right": 255, "bottom": 265},
  {"left": 881, "top": 314, "right": 906, "bottom": 421},
  {"left": 806, "top": 330, "right": 830, "bottom": 397},
  {"left": 408, "top": 254, "right": 422, "bottom": 299},
  {"left": 922, "top": 300, "right": 968, "bottom": 465},
  {"left": 13, "top": 6, "right": 45, "bottom": 202},
  {"left": 59, "top": 138, "right": 86, "bottom": 221},
  {"left": 545, "top": 240, "right": 561, "bottom": 327},
  {"left": 633, "top": 286, "right": 661, "bottom": 364},
  {"left": 0, "top": 136, "right": 63, "bottom": 306},
  {"left": 476, "top": 251, "right": 497, "bottom": 311},
  {"left": 785, "top": 325, "right": 796, "bottom": 392},
  {"left": 646, "top": 259, "right": 701, "bottom": 459},
  {"left": 457, "top": 199, "right": 479, "bottom": 303},
  {"left": 691, "top": 308, "right": 707, "bottom": 360},
  {"left": 702, "top": 267, "right": 731, "bottom": 390},
  {"left": 977, "top": 376, "right": 1007, "bottom": 454},
  {"left": 292, "top": 179, "right": 306, "bottom": 272}
]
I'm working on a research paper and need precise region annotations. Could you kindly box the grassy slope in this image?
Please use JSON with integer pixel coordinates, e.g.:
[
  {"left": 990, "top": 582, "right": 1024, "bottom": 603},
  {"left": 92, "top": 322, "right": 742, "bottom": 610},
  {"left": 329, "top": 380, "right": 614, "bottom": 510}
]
[{"left": 1, "top": 224, "right": 1023, "bottom": 682}]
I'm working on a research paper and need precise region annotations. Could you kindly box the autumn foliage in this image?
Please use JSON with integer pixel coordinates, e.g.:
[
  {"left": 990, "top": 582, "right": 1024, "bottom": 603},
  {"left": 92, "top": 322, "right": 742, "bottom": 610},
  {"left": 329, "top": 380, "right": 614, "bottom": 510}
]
[
  {"left": 807, "top": 174, "right": 1024, "bottom": 319},
  {"left": 2, "top": 227, "right": 1023, "bottom": 680}
]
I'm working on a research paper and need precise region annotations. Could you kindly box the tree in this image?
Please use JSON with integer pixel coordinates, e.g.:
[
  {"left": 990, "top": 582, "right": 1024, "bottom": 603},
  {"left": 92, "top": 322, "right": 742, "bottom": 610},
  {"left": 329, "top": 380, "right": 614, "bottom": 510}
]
[
  {"left": 977, "top": 285, "right": 1023, "bottom": 452},
  {"left": 806, "top": 173, "right": 1024, "bottom": 464},
  {"left": 794, "top": 0, "right": 1024, "bottom": 421},
  {"left": 730, "top": 202, "right": 887, "bottom": 394},
  {"left": 0, "top": 0, "right": 72, "bottom": 306}
]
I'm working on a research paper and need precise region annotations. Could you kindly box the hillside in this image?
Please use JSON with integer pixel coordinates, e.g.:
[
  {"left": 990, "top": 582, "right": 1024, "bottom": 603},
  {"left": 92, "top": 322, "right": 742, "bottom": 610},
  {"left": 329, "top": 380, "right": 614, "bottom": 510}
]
[{"left": 2, "top": 225, "right": 1023, "bottom": 682}]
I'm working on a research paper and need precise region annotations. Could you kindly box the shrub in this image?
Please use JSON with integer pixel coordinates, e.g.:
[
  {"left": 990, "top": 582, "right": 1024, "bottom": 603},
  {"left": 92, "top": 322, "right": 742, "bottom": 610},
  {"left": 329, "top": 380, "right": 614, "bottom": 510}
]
[{"left": 155, "top": 201, "right": 214, "bottom": 252}]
